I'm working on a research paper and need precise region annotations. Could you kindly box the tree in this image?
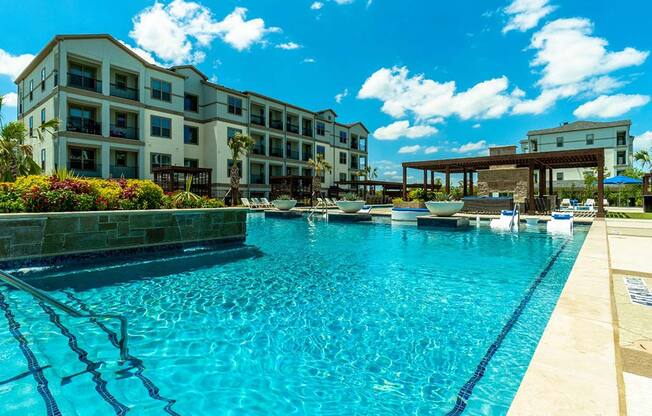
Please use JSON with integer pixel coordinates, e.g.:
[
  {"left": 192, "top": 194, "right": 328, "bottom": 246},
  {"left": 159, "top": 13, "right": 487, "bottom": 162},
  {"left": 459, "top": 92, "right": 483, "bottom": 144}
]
[
  {"left": 227, "top": 132, "right": 254, "bottom": 206},
  {"left": 0, "top": 95, "right": 60, "bottom": 181},
  {"left": 307, "top": 154, "right": 332, "bottom": 201},
  {"left": 634, "top": 150, "right": 651, "bottom": 172}
]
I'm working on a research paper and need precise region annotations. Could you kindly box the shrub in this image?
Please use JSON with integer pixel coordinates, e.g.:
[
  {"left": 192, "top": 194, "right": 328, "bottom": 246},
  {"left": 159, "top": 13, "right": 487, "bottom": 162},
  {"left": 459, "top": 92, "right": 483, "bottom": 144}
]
[{"left": 342, "top": 192, "right": 360, "bottom": 201}]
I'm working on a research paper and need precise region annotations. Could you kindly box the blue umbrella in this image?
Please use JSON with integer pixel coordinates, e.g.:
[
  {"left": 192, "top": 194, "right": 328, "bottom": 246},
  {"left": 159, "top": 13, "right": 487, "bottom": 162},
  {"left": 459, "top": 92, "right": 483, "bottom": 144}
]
[{"left": 604, "top": 175, "right": 643, "bottom": 185}]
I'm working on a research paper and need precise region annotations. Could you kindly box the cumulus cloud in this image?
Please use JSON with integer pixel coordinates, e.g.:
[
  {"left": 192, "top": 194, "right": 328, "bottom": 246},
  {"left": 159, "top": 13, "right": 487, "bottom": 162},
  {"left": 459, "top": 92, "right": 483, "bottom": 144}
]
[
  {"left": 452, "top": 140, "right": 488, "bottom": 153},
  {"left": 118, "top": 40, "right": 161, "bottom": 65},
  {"left": 472, "top": 123, "right": 481, "bottom": 129},
  {"left": 373, "top": 120, "right": 437, "bottom": 140},
  {"left": 0, "top": 49, "right": 34, "bottom": 80},
  {"left": 358, "top": 66, "right": 521, "bottom": 121},
  {"left": 335, "top": 88, "right": 349, "bottom": 103},
  {"left": 503, "top": 0, "right": 556, "bottom": 33},
  {"left": 398, "top": 145, "right": 422, "bottom": 154},
  {"left": 276, "top": 42, "right": 301, "bottom": 50},
  {"left": 1, "top": 92, "right": 18, "bottom": 107},
  {"left": 310, "top": 2, "right": 323, "bottom": 10},
  {"left": 302, "top": 58, "right": 316, "bottom": 64},
  {"left": 424, "top": 146, "right": 439, "bottom": 154},
  {"left": 130, "top": 0, "right": 280, "bottom": 65},
  {"left": 634, "top": 131, "right": 652, "bottom": 153},
  {"left": 573, "top": 94, "right": 650, "bottom": 118}
]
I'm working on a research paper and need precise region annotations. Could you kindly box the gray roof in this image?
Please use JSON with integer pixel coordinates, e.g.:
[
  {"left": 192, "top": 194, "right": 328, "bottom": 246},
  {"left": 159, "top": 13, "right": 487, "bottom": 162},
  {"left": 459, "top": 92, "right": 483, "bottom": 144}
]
[{"left": 527, "top": 120, "right": 631, "bottom": 136}]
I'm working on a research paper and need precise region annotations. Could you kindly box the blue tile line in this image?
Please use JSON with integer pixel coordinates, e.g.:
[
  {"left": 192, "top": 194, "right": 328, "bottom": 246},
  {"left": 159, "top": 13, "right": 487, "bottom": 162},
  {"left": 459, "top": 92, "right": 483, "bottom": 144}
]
[
  {"left": 0, "top": 290, "right": 62, "bottom": 416},
  {"left": 64, "top": 291, "right": 181, "bottom": 416},
  {"left": 445, "top": 240, "right": 570, "bottom": 416},
  {"left": 39, "top": 302, "right": 130, "bottom": 415}
]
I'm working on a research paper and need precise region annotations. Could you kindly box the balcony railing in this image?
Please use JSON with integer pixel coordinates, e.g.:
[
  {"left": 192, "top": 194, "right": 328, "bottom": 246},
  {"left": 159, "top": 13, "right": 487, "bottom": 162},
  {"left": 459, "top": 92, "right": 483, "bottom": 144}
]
[
  {"left": 251, "top": 114, "right": 265, "bottom": 126},
  {"left": 67, "top": 162, "right": 102, "bottom": 177},
  {"left": 287, "top": 150, "right": 300, "bottom": 160},
  {"left": 110, "top": 84, "right": 139, "bottom": 101},
  {"left": 351, "top": 162, "right": 359, "bottom": 170},
  {"left": 110, "top": 125, "right": 139, "bottom": 140},
  {"left": 250, "top": 174, "right": 265, "bottom": 184},
  {"left": 252, "top": 144, "right": 266, "bottom": 155},
  {"left": 67, "top": 117, "right": 102, "bottom": 135},
  {"left": 287, "top": 122, "right": 299, "bottom": 134},
  {"left": 270, "top": 119, "right": 283, "bottom": 130},
  {"left": 110, "top": 165, "right": 138, "bottom": 179},
  {"left": 68, "top": 73, "right": 102, "bottom": 93},
  {"left": 270, "top": 147, "right": 284, "bottom": 158},
  {"left": 302, "top": 151, "right": 312, "bottom": 162},
  {"left": 302, "top": 128, "right": 313, "bottom": 137},
  {"left": 351, "top": 141, "right": 359, "bottom": 150}
]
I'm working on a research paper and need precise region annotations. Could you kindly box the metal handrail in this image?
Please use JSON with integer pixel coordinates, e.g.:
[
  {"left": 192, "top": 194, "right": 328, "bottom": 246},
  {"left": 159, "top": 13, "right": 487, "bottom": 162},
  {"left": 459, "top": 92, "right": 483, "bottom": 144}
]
[
  {"left": 509, "top": 203, "right": 519, "bottom": 230},
  {"left": 0, "top": 269, "right": 129, "bottom": 362}
]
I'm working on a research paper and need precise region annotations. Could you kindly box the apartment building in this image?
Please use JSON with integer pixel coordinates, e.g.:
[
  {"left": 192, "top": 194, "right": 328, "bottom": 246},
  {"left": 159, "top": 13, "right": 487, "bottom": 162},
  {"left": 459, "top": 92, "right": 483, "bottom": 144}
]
[
  {"left": 520, "top": 120, "right": 634, "bottom": 187},
  {"left": 14, "top": 34, "right": 369, "bottom": 197}
]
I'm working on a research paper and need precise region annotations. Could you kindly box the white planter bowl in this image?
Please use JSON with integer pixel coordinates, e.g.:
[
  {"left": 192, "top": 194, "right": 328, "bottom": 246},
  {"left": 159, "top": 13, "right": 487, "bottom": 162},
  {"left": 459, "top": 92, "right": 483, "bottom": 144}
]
[
  {"left": 272, "top": 199, "right": 297, "bottom": 210},
  {"left": 336, "top": 200, "right": 366, "bottom": 213},
  {"left": 425, "top": 201, "right": 464, "bottom": 217}
]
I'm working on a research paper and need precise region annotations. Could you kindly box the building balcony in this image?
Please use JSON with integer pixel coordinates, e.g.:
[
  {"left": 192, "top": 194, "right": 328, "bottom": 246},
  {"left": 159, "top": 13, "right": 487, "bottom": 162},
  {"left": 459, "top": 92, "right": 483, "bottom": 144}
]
[
  {"left": 287, "top": 123, "right": 299, "bottom": 134},
  {"left": 287, "top": 150, "right": 300, "bottom": 160},
  {"left": 251, "top": 114, "right": 265, "bottom": 126},
  {"left": 67, "top": 117, "right": 102, "bottom": 135},
  {"left": 270, "top": 147, "right": 284, "bottom": 158},
  {"left": 68, "top": 73, "right": 102, "bottom": 93},
  {"left": 67, "top": 162, "right": 102, "bottom": 177},
  {"left": 110, "top": 165, "right": 138, "bottom": 179},
  {"left": 250, "top": 174, "right": 266, "bottom": 185},
  {"left": 252, "top": 144, "right": 266, "bottom": 155},
  {"left": 351, "top": 163, "right": 359, "bottom": 170},
  {"left": 110, "top": 125, "right": 139, "bottom": 140},
  {"left": 302, "top": 128, "right": 313, "bottom": 137},
  {"left": 302, "top": 152, "right": 312, "bottom": 162},
  {"left": 270, "top": 120, "right": 283, "bottom": 130},
  {"left": 110, "top": 84, "right": 139, "bottom": 101}
]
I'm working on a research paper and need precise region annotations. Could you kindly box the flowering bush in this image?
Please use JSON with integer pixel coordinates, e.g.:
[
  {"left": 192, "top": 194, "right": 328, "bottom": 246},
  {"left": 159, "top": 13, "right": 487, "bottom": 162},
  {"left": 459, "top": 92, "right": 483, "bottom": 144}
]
[{"left": 0, "top": 175, "right": 225, "bottom": 213}]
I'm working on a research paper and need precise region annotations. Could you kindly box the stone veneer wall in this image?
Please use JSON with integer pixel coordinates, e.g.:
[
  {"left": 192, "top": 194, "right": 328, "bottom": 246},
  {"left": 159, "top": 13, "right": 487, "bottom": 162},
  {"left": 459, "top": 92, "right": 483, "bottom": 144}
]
[
  {"left": 477, "top": 167, "right": 529, "bottom": 203},
  {"left": 0, "top": 208, "right": 247, "bottom": 262}
]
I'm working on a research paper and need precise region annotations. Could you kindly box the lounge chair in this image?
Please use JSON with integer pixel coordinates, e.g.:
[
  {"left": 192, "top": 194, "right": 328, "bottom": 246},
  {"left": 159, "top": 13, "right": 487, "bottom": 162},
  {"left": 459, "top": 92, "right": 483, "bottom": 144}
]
[
  {"left": 359, "top": 205, "right": 372, "bottom": 214},
  {"left": 315, "top": 197, "right": 329, "bottom": 208},
  {"left": 241, "top": 198, "right": 255, "bottom": 208},
  {"left": 584, "top": 199, "right": 596, "bottom": 208},
  {"left": 560, "top": 198, "right": 571, "bottom": 209},
  {"left": 325, "top": 198, "right": 338, "bottom": 208},
  {"left": 603, "top": 199, "right": 609, "bottom": 207},
  {"left": 251, "top": 198, "right": 264, "bottom": 208},
  {"left": 547, "top": 211, "right": 574, "bottom": 234},
  {"left": 260, "top": 198, "right": 274, "bottom": 208}
]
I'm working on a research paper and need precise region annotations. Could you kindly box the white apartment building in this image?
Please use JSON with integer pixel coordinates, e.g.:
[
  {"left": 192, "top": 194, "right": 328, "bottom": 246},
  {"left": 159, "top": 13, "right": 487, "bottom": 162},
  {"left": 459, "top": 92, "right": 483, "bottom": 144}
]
[
  {"left": 14, "top": 34, "right": 369, "bottom": 197},
  {"left": 520, "top": 120, "right": 634, "bottom": 187}
]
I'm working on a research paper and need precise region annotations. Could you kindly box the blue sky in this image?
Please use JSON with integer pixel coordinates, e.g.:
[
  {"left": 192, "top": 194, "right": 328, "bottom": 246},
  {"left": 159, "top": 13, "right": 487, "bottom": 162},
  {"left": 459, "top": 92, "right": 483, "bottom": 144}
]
[{"left": 1, "top": 0, "right": 651, "bottom": 180}]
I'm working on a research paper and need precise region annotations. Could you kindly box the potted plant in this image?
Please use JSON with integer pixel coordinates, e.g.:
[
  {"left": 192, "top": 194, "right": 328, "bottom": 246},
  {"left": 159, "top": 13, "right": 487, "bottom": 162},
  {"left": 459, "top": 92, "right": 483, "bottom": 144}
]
[
  {"left": 425, "top": 192, "right": 465, "bottom": 217},
  {"left": 272, "top": 194, "right": 297, "bottom": 210},
  {"left": 335, "top": 192, "right": 365, "bottom": 213},
  {"left": 393, "top": 188, "right": 428, "bottom": 209}
]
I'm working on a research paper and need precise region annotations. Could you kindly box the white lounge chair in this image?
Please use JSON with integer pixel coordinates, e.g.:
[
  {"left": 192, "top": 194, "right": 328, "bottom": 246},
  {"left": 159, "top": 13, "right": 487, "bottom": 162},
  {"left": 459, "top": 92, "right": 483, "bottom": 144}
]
[
  {"left": 241, "top": 198, "right": 255, "bottom": 208},
  {"left": 315, "top": 197, "right": 329, "bottom": 208},
  {"left": 260, "top": 198, "right": 274, "bottom": 208},
  {"left": 560, "top": 198, "right": 571, "bottom": 209},
  {"left": 251, "top": 198, "right": 264, "bottom": 208},
  {"left": 547, "top": 211, "right": 574, "bottom": 234},
  {"left": 325, "top": 198, "right": 338, "bottom": 208},
  {"left": 490, "top": 209, "right": 519, "bottom": 231},
  {"left": 584, "top": 199, "right": 596, "bottom": 208}
]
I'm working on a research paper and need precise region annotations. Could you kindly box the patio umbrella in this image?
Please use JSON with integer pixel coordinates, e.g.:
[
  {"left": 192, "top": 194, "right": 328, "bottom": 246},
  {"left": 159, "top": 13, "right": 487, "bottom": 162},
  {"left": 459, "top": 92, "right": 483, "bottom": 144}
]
[{"left": 603, "top": 175, "right": 642, "bottom": 206}]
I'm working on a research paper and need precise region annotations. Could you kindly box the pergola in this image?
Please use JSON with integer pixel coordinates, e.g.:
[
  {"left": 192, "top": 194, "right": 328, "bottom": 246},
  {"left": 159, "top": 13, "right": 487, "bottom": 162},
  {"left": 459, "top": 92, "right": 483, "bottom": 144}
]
[
  {"left": 335, "top": 180, "right": 423, "bottom": 197},
  {"left": 401, "top": 148, "right": 606, "bottom": 217}
]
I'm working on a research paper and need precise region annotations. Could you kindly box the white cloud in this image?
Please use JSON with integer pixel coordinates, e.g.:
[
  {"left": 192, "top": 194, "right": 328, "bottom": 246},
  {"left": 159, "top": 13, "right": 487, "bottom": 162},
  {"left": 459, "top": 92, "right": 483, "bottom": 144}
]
[
  {"left": 398, "top": 145, "right": 422, "bottom": 154},
  {"left": 424, "top": 146, "right": 439, "bottom": 154},
  {"left": 472, "top": 123, "right": 481, "bottom": 129},
  {"left": 310, "top": 2, "right": 324, "bottom": 10},
  {"left": 634, "top": 131, "right": 652, "bottom": 153},
  {"left": 335, "top": 88, "right": 349, "bottom": 103},
  {"left": 573, "top": 94, "right": 650, "bottom": 118},
  {"left": 1, "top": 92, "right": 18, "bottom": 107},
  {"left": 0, "top": 49, "right": 34, "bottom": 80},
  {"left": 358, "top": 66, "right": 520, "bottom": 121},
  {"left": 383, "top": 170, "right": 398, "bottom": 177},
  {"left": 130, "top": 1, "right": 280, "bottom": 65},
  {"left": 373, "top": 120, "right": 437, "bottom": 140},
  {"left": 452, "top": 140, "right": 488, "bottom": 153},
  {"left": 334, "top": 0, "right": 354, "bottom": 4},
  {"left": 118, "top": 40, "right": 161, "bottom": 65},
  {"left": 302, "top": 58, "right": 316, "bottom": 64},
  {"left": 503, "top": 0, "right": 556, "bottom": 33},
  {"left": 276, "top": 42, "right": 301, "bottom": 50}
]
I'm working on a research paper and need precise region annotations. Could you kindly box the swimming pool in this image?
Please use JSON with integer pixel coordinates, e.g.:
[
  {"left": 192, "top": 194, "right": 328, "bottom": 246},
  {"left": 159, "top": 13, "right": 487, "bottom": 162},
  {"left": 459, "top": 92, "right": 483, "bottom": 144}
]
[{"left": 0, "top": 215, "right": 587, "bottom": 415}]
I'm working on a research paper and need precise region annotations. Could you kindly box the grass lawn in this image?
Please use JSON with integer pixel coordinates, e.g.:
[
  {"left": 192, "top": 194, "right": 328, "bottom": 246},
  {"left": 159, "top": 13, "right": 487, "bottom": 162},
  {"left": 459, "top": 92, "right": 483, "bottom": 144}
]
[{"left": 607, "top": 211, "right": 652, "bottom": 220}]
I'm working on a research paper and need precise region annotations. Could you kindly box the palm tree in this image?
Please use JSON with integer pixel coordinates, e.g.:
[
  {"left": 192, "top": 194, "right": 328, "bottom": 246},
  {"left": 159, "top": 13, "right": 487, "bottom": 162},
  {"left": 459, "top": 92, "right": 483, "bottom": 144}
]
[
  {"left": 634, "top": 150, "right": 651, "bottom": 172},
  {"left": 307, "top": 154, "right": 332, "bottom": 201},
  {"left": 227, "top": 132, "right": 254, "bottom": 206},
  {"left": 0, "top": 95, "right": 60, "bottom": 181}
]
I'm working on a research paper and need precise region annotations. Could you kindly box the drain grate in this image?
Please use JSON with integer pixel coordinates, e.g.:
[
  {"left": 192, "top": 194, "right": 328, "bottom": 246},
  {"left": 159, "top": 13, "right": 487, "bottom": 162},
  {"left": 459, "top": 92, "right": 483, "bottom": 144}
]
[{"left": 624, "top": 278, "right": 652, "bottom": 307}]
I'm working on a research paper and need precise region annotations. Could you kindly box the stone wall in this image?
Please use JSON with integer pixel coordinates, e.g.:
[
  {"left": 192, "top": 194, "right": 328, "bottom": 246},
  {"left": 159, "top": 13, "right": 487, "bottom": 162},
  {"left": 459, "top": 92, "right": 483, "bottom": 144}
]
[
  {"left": 0, "top": 208, "right": 246, "bottom": 262},
  {"left": 477, "top": 167, "right": 529, "bottom": 202}
]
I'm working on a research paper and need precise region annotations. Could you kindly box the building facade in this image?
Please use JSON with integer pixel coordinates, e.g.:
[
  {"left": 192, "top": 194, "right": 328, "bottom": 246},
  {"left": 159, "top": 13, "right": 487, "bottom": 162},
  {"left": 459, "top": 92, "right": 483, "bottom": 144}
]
[
  {"left": 520, "top": 120, "right": 633, "bottom": 187},
  {"left": 14, "top": 35, "right": 369, "bottom": 197}
]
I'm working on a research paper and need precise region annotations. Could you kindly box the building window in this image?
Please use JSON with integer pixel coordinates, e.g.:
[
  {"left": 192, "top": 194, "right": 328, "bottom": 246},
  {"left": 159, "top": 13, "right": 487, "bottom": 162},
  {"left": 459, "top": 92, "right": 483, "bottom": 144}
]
[
  {"left": 339, "top": 173, "right": 347, "bottom": 182},
  {"left": 115, "top": 112, "right": 127, "bottom": 128},
  {"left": 227, "top": 96, "right": 243, "bottom": 115},
  {"left": 617, "top": 151, "right": 626, "bottom": 165},
  {"left": 316, "top": 145, "right": 325, "bottom": 157},
  {"left": 150, "top": 116, "right": 171, "bottom": 138},
  {"left": 115, "top": 74, "right": 128, "bottom": 89},
  {"left": 339, "top": 131, "right": 347, "bottom": 144},
  {"left": 29, "top": 80, "right": 34, "bottom": 101},
  {"left": 533, "top": 173, "right": 538, "bottom": 183},
  {"left": 316, "top": 122, "right": 325, "bottom": 136},
  {"left": 184, "top": 125, "right": 199, "bottom": 144},
  {"left": 227, "top": 159, "right": 243, "bottom": 176},
  {"left": 184, "top": 94, "right": 198, "bottom": 112},
  {"left": 69, "top": 148, "right": 96, "bottom": 170},
  {"left": 53, "top": 70, "right": 58, "bottom": 87},
  {"left": 151, "top": 78, "right": 171, "bottom": 102},
  {"left": 556, "top": 137, "right": 564, "bottom": 147},
  {"left": 617, "top": 131, "right": 626, "bottom": 146},
  {"left": 585, "top": 134, "right": 594, "bottom": 145},
  {"left": 227, "top": 127, "right": 242, "bottom": 142},
  {"left": 40, "top": 108, "right": 46, "bottom": 124},
  {"left": 40, "top": 68, "right": 46, "bottom": 91},
  {"left": 40, "top": 149, "right": 46, "bottom": 171},
  {"left": 115, "top": 151, "right": 128, "bottom": 167},
  {"left": 339, "top": 152, "right": 347, "bottom": 164},
  {"left": 556, "top": 172, "right": 564, "bottom": 181},
  {"left": 150, "top": 153, "right": 171, "bottom": 171},
  {"left": 184, "top": 158, "right": 199, "bottom": 168},
  {"left": 29, "top": 116, "right": 34, "bottom": 137}
]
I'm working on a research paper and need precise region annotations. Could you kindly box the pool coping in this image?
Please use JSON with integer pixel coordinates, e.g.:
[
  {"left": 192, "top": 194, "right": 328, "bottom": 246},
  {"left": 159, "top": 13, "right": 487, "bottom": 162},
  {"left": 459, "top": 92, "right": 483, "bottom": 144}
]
[{"left": 508, "top": 219, "right": 620, "bottom": 415}]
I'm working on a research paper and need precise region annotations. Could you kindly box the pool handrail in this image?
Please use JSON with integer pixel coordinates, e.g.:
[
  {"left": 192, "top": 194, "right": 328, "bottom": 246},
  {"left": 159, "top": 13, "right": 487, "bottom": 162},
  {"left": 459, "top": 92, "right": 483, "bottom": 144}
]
[{"left": 0, "top": 269, "right": 130, "bottom": 362}]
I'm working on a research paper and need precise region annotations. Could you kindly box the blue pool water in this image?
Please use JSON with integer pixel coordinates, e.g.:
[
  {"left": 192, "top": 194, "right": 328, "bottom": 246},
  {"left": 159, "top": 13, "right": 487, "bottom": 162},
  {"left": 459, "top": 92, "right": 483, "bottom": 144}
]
[{"left": 0, "top": 215, "right": 587, "bottom": 415}]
